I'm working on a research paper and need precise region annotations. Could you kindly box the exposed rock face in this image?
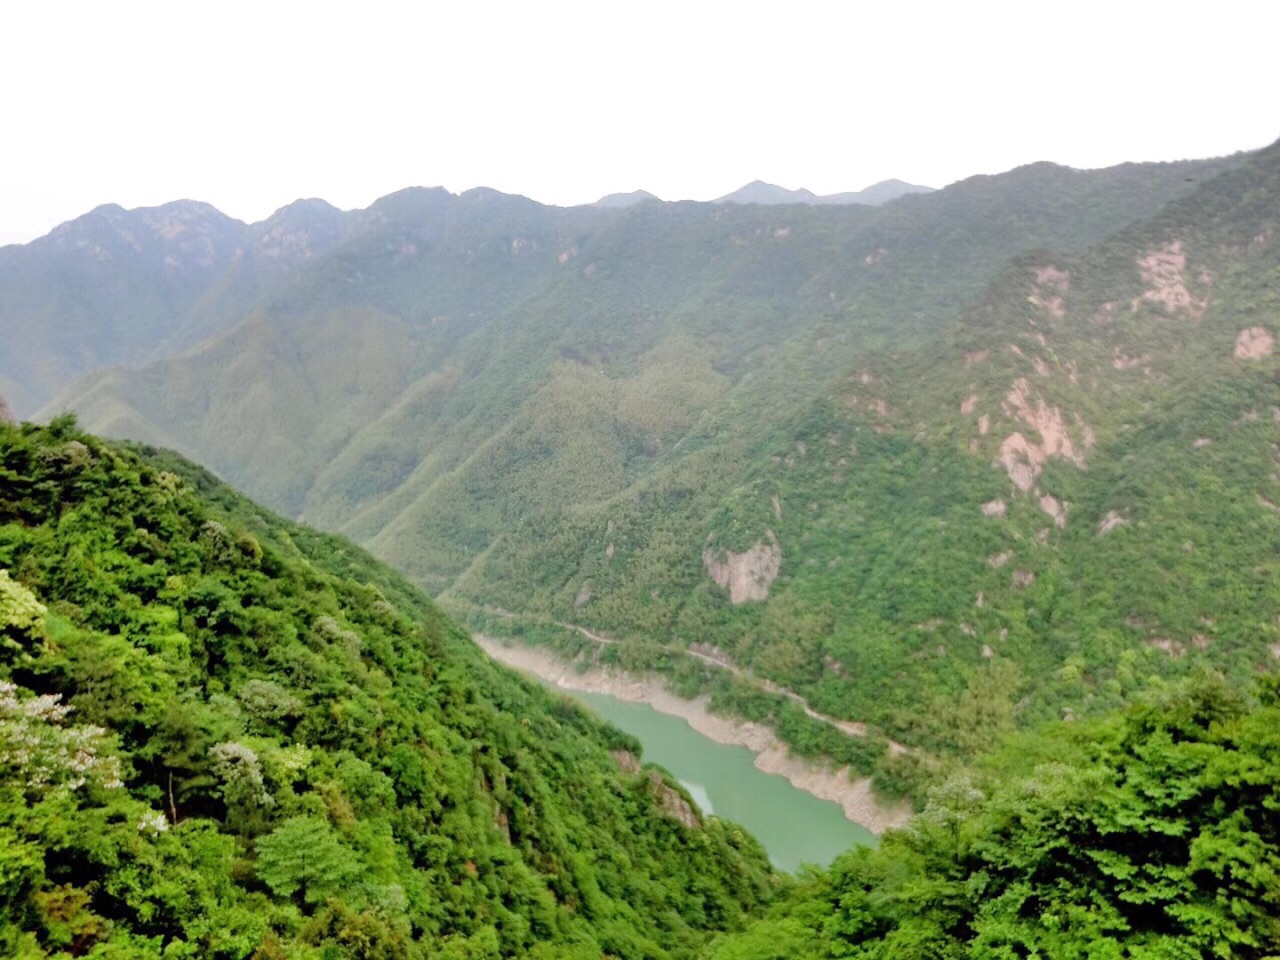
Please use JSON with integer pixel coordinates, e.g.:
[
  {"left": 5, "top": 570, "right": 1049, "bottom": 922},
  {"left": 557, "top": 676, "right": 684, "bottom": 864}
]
[
  {"left": 611, "top": 750, "right": 641, "bottom": 775},
  {"left": 981, "top": 498, "right": 1007, "bottom": 518},
  {"left": 1097, "top": 510, "right": 1129, "bottom": 535},
  {"left": 1038, "top": 494, "right": 1067, "bottom": 528},
  {"left": 1234, "top": 326, "right": 1275, "bottom": 359},
  {"left": 0, "top": 394, "right": 12, "bottom": 424},
  {"left": 996, "top": 378, "right": 1088, "bottom": 492},
  {"left": 1031, "top": 264, "right": 1069, "bottom": 317},
  {"left": 703, "top": 531, "right": 781, "bottom": 604},
  {"left": 647, "top": 771, "right": 700, "bottom": 828},
  {"left": 1134, "top": 241, "right": 1205, "bottom": 316}
]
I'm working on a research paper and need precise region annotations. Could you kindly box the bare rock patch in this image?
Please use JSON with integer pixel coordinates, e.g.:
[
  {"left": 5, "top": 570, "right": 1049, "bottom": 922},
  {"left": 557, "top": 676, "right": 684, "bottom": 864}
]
[
  {"left": 1134, "top": 241, "right": 1207, "bottom": 318},
  {"left": 1097, "top": 511, "right": 1128, "bottom": 535},
  {"left": 1234, "top": 326, "right": 1274, "bottom": 360},
  {"left": 703, "top": 531, "right": 781, "bottom": 604},
  {"left": 995, "top": 378, "right": 1087, "bottom": 492},
  {"left": 1038, "top": 494, "right": 1067, "bottom": 529}
]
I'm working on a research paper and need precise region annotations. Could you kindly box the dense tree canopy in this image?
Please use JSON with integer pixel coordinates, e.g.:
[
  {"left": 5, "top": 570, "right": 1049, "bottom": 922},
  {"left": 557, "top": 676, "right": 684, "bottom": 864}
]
[
  {"left": 702, "top": 673, "right": 1280, "bottom": 958},
  {"left": 0, "top": 418, "right": 774, "bottom": 958}
]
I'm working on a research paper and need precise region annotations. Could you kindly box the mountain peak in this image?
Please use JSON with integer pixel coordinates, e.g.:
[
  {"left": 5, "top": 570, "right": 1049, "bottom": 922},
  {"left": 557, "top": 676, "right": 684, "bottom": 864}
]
[
  {"left": 594, "top": 189, "right": 661, "bottom": 208},
  {"left": 715, "top": 181, "right": 821, "bottom": 205},
  {"left": 366, "top": 186, "right": 456, "bottom": 222},
  {"left": 261, "top": 197, "right": 342, "bottom": 222}
]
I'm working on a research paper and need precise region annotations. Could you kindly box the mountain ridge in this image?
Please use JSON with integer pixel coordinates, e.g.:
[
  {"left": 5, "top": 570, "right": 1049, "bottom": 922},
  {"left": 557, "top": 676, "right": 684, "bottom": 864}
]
[{"left": 714, "top": 177, "right": 934, "bottom": 206}]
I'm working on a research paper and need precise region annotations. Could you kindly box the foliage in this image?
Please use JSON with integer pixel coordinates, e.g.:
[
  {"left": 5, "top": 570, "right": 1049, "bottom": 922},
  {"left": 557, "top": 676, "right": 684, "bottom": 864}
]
[
  {"left": 0, "top": 420, "right": 775, "bottom": 958},
  {"left": 24, "top": 141, "right": 1280, "bottom": 797},
  {"left": 701, "top": 674, "right": 1280, "bottom": 958}
]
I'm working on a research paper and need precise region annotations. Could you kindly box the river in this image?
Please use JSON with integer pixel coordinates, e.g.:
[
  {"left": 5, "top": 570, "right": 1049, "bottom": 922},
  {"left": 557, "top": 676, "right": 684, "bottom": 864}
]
[
  {"left": 474, "top": 635, "right": 900, "bottom": 872},
  {"left": 567, "top": 689, "right": 875, "bottom": 873}
]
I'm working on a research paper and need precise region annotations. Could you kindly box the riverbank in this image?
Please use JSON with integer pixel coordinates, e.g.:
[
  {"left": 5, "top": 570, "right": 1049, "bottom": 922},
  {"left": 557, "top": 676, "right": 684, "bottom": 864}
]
[{"left": 474, "top": 634, "right": 912, "bottom": 834}]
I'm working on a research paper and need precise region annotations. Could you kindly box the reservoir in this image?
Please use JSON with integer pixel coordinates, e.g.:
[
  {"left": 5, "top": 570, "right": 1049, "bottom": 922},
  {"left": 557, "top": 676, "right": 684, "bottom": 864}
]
[{"left": 567, "top": 689, "right": 875, "bottom": 873}]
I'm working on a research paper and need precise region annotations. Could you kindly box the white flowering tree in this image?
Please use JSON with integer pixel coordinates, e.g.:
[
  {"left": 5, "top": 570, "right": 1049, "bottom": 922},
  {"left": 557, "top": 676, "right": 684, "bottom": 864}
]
[{"left": 0, "top": 681, "right": 123, "bottom": 796}]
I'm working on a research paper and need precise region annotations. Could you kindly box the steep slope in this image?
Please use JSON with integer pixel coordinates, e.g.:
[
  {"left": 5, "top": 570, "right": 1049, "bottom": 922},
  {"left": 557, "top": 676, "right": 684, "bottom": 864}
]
[
  {"left": 700, "top": 675, "right": 1280, "bottom": 959},
  {"left": 0, "top": 419, "right": 773, "bottom": 958},
  {"left": 474, "top": 139, "right": 1280, "bottom": 778},
  {"left": 341, "top": 155, "right": 1244, "bottom": 596},
  {"left": 0, "top": 198, "right": 355, "bottom": 415},
  {"left": 45, "top": 154, "right": 1238, "bottom": 586}
]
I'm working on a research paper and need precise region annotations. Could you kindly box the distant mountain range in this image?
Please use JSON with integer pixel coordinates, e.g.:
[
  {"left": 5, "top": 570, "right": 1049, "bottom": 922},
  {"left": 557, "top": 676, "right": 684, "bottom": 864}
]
[
  {"left": 714, "top": 178, "right": 935, "bottom": 206},
  {"left": 591, "top": 179, "right": 936, "bottom": 209},
  {"left": 8, "top": 144, "right": 1275, "bottom": 777}
]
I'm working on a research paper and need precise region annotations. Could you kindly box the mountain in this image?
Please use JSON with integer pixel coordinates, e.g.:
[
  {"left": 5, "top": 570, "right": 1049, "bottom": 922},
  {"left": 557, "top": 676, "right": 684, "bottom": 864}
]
[
  {"left": 702, "top": 675, "right": 1280, "bottom": 958},
  {"left": 24, "top": 149, "right": 1256, "bottom": 788},
  {"left": 453, "top": 142, "right": 1280, "bottom": 783},
  {"left": 714, "top": 181, "right": 823, "bottom": 205},
  {"left": 594, "top": 189, "right": 661, "bottom": 208},
  {"left": 0, "top": 197, "right": 358, "bottom": 416},
  {"left": 0, "top": 417, "right": 773, "bottom": 956},
  {"left": 714, "top": 178, "right": 934, "bottom": 206},
  {"left": 820, "top": 177, "right": 937, "bottom": 205},
  {"left": 641, "top": 139, "right": 1280, "bottom": 774}
]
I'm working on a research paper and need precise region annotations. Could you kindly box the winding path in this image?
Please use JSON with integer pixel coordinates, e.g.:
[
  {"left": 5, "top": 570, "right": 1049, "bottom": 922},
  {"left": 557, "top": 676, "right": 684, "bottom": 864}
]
[{"left": 480, "top": 605, "right": 909, "bottom": 755}]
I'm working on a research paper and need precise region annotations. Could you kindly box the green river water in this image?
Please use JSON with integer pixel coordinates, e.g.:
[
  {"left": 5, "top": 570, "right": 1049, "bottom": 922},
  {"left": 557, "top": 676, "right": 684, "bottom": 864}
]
[{"left": 567, "top": 690, "right": 875, "bottom": 873}]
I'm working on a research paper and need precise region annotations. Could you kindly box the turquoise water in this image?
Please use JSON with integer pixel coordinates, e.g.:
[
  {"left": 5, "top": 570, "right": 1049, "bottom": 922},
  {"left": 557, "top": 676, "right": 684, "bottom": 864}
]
[{"left": 567, "top": 689, "right": 875, "bottom": 873}]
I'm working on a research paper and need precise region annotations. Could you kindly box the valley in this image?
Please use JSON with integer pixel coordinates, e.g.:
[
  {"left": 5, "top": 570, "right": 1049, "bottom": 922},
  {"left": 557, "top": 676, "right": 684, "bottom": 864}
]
[
  {"left": 473, "top": 632, "right": 909, "bottom": 838},
  {"left": 6, "top": 132, "right": 1280, "bottom": 956},
  {"left": 15, "top": 148, "right": 1267, "bottom": 796}
]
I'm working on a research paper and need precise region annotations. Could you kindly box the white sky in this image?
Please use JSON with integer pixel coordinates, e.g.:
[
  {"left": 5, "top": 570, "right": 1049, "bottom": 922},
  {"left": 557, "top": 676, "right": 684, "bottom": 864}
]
[{"left": 2, "top": 1, "right": 1277, "bottom": 246}]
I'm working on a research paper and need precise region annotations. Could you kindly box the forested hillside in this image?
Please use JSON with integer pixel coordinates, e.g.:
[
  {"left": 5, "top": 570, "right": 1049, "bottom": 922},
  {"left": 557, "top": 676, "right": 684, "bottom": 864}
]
[
  {"left": 37, "top": 157, "right": 1229, "bottom": 557},
  {"left": 25, "top": 144, "right": 1280, "bottom": 789},
  {"left": 700, "top": 673, "right": 1280, "bottom": 958},
  {"left": 493, "top": 139, "right": 1280, "bottom": 787},
  {"left": 0, "top": 198, "right": 354, "bottom": 414},
  {"left": 0, "top": 418, "right": 773, "bottom": 958}
]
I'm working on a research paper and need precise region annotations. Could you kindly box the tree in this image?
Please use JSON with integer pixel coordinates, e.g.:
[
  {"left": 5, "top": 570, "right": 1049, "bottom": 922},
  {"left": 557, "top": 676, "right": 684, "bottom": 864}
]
[{"left": 254, "top": 816, "right": 360, "bottom": 905}]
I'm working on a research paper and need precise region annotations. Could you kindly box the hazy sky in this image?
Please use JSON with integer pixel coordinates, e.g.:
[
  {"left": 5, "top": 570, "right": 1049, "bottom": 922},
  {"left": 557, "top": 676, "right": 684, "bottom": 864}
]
[{"left": 3, "top": 1, "right": 1276, "bottom": 246}]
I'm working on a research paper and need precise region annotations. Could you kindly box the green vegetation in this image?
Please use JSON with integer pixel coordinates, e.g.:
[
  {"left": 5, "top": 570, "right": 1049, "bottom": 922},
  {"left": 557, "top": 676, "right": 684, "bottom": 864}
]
[
  {"left": 24, "top": 143, "right": 1280, "bottom": 798},
  {"left": 443, "top": 141, "right": 1280, "bottom": 796},
  {"left": 7, "top": 142, "right": 1280, "bottom": 958},
  {"left": 0, "top": 418, "right": 774, "bottom": 958},
  {"left": 700, "top": 673, "right": 1280, "bottom": 958}
]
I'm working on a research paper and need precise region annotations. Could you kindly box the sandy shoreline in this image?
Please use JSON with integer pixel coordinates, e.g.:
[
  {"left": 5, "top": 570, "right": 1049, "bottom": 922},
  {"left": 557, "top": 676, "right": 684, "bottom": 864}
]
[{"left": 474, "top": 634, "right": 912, "bottom": 834}]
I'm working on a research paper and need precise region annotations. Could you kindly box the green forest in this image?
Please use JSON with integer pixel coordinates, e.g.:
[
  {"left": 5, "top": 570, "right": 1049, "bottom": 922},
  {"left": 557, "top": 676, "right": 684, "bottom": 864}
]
[
  {"left": 10, "top": 418, "right": 1280, "bottom": 958},
  {"left": 5, "top": 134, "right": 1280, "bottom": 957},
  {"left": 703, "top": 673, "right": 1280, "bottom": 959},
  {"left": 0, "top": 418, "right": 773, "bottom": 958}
]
